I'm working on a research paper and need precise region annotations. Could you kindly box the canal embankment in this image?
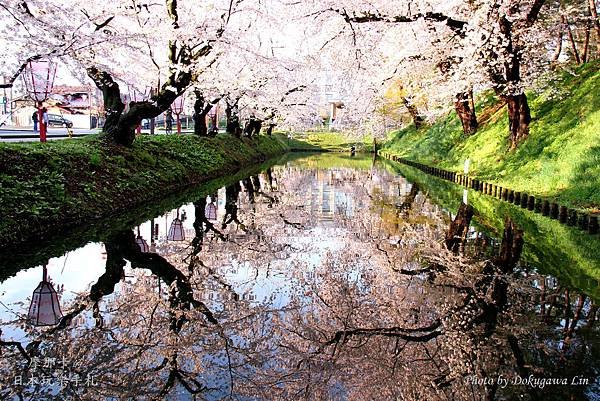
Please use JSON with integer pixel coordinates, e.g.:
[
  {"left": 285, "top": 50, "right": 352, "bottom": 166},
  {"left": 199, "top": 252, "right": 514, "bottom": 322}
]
[
  {"left": 378, "top": 153, "right": 599, "bottom": 236},
  {"left": 381, "top": 61, "right": 600, "bottom": 214},
  {"left": 0, "top": 134, "right": 290, "bottom": 250},
  {"left": 379, "top": 157, "right": 600, "bottom": 301}
]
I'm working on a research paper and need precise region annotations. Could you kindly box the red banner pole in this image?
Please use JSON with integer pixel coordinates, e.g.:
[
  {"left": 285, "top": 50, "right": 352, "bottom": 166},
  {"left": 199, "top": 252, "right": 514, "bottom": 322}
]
[{"left": 38, "top": 107, "right": 46, "bottom": 142}]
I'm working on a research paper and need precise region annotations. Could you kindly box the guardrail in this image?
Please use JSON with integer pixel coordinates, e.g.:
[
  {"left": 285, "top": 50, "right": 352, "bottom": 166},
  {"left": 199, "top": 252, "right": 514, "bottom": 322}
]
[{"left": 380, "top": 152, "right": 599, "bottom": 235}]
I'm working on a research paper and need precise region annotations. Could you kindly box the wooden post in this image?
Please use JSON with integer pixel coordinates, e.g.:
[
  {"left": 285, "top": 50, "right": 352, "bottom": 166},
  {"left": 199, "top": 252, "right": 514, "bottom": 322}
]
[
  {"left": 568, "top": 209, "right": 578, "bottom": 226},
  {"left": 578, "top": 214, "right": 589, "bottom": 230},
  {"left": 527, "top": 195, "right": 535, "bottom": 211},
  {"left": 559, "top": 206, "right": 568, "bottom": 223},
  {"left": 541, "top": 200, "right": 550, "bottom": 216},
  {"left": 589, "top": 216, "right": 599, "bottom": 234},
  {"left": 550, "top": 203, "right": 559, "bottom": 219},
  {"left": 520, "top": 193, "right": 528, "bottom": 208}
]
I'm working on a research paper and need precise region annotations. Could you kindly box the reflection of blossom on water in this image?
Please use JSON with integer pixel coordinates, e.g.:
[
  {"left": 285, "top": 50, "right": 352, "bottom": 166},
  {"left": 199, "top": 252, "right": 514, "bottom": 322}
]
[{"left": 0, "top": 159, "right": 598, "bottom": 400}]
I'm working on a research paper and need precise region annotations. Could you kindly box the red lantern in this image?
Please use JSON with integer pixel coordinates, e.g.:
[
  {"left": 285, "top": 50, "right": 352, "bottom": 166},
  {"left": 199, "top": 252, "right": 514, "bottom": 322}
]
[
  {"left": 172, "top": 95, "right": 185, "bottom": 134},
  {"left": 28, "top": 264, "right": 62, "bottom": 326},
  {"left": 22, "top": 60, "right": 57, "bottom": 143}
]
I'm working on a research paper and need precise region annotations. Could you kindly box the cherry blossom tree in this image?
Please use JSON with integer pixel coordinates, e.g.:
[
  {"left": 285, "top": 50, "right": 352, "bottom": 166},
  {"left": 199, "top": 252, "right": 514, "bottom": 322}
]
[
  {"left": 0, "top": 0, "right": 250, "bottom": 146},
  {"left": 294, "top": 0, "right": 558, "bottom": 147}
]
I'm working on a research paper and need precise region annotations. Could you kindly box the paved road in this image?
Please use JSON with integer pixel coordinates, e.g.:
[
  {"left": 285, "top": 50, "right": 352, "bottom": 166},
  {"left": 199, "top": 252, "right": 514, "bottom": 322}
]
[
  {"left": 0, "top": 127, "right": 99, "bottom": 142},
  {"left": 0, "top": 127, "right": 200, "bottom": 142}
]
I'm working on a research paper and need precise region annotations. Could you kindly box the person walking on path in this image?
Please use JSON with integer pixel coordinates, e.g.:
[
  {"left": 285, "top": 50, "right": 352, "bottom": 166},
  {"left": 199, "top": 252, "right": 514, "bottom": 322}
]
[
  {"left": 165, "top": 109, "right": 173, "bottom": 134},
  {"left": 32, "top": 111, "right": 38, "bottom": 132}
]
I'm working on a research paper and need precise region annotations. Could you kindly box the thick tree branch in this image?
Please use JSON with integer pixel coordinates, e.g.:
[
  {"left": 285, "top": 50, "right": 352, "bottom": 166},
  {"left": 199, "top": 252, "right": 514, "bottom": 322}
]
[
  {"left": 321, "top": 320, "right": 442, "bottom": 349},
  {"left": 0, "top": 55, "right": 42, "bottom": 88},
  {"left": 0, "top": 339, "right": 31, "bottom": 363},
  {"left": 525, "top": 0, "right": 547, "bottom": 26},
  {"left": 331, "top": 8, "right": 467, "bottom": 35}
]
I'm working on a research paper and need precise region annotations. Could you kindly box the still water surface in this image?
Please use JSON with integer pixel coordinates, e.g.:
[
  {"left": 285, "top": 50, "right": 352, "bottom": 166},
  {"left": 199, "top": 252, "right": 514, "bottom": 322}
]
[{"left": 0, "top": 153, "right": 598, "bottom": 400}]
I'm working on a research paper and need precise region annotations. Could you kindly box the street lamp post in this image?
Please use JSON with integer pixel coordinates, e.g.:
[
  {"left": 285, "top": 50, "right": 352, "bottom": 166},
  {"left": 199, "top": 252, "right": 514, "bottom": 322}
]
[
  {"left": 23, "top": 60, "right": 57, "bottom": 143},
  {"left": 172, "top": 95, "right": 185, "bottom": 134}
]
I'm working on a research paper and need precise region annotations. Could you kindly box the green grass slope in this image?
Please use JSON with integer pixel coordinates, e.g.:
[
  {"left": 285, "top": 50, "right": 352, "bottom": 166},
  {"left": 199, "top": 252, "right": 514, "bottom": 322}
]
[
  {"left": 288, "top": 131, "right": 375, "bottom": 152},
  {"left": 381, "top": 159, "right": 600, "bottom": 300},
  {"left": 0, "top": 133, "right": 289, "bottom": 248},
  {"left": 382, "top": 62, "right": 600, "bottom": 212}
]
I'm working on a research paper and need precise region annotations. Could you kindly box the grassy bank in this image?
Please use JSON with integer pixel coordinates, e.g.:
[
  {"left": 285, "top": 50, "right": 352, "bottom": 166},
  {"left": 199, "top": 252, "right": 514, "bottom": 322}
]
[
  {"left": 0, "top": 133, "right": 289, "bottom": 249},
  {"left": 287, "top": 131, "right": 375, "bottom": 152},
  {"left": 381, "top": 159, "right": 600, "bottom": 301},
  {"left": 382, "top": 61, "right": 600, "bottom": 213}
]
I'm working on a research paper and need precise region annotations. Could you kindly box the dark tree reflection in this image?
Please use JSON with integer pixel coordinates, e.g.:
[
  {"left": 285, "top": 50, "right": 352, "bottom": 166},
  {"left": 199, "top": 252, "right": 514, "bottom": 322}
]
[{"left": 1, "top": 164, "right": 598, "bottom": 400}]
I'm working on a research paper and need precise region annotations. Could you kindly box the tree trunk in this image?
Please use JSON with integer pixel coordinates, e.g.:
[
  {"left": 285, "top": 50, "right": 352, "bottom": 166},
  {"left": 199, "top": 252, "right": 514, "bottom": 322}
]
[
  {"left": 87, "top": 65, "right": 191, "bottom": 147},
  {"left": 223, "top": 182, "right": 242, "bottom": 229},
  {"left": 243, "top": 117, "right": 262, "bottom": 138},
  {"left": 193, "top": 90, "right": 220, "bottom": 137},
  {"left": 193, "top": 91, "right": 209, "bottom": 137},
  {"left": 253, "top": 119, "right": 262, "bottom": 137},
  {"left": 582, "top": 16, "right": 591, "bottom": 63},
  {"left": 563, "top": 15, "right": 582, "bottom": 64},
  {"left": 504, "top": 93, "right": 531, "bottom": 149},
  {"left": 454, "top": 90, "right": 478, "bottom": 135},
  {"left": 445, "top": 203, "right": 474, "bottom": 253},
  {"left": 402, "top": 97, "right": 424, "bottom": 129},
  {"left": 493, "top": 218, "right": 524, "bottom": 274},
  {"left": 225, "top": 101, "right": 241, "bottom": 138},
  {"left": 552, "top": 27, "right": 563, "bottom": 62},
  {"left": 589, "top": 0, "right": 600, "bottom": 55},
  {"left": 266, "top": 123, "right": 275, "bottom": 136}
]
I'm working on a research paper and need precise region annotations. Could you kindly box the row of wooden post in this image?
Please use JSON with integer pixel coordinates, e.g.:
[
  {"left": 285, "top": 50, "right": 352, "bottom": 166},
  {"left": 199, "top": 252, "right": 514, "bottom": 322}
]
[{"left": 382, "top": 153, "right": 599, "bottom": 235}]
